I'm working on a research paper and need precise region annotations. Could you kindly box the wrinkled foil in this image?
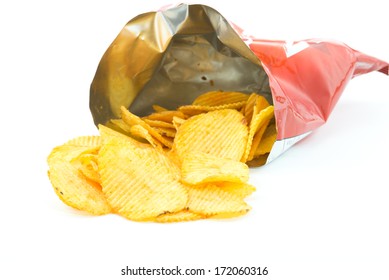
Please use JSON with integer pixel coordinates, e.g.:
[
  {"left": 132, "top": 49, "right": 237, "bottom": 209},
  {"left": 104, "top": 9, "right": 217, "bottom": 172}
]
[
  {"left": 90, "top": 4, "right": 271, "bottom": 125},
  {"left": 90, "top": 3, "right": 388, "bottom": 164}
]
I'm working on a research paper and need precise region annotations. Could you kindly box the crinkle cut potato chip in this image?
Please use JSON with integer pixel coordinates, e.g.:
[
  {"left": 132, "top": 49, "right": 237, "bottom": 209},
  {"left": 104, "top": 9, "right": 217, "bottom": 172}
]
[
  {"left": 130, "top": 124, "right": 163, "bottom": 149},
  {"left": 121, "top": 106, "right": 173, "bottom": 149},
  {"left": 255, "top": 123, "right": 277, "bottom": 156},
  {"left": 185, "top": 184, "right": 251, "bottom": 218},
  {"left": 216, "top": 181, "right": 256, "bottom": 199},
  {"left": 178, "top": 101, "right": 246, "bottom": 116},
  {"left": 172, "top": 109, "right": 249, "bottom": 162},
  {"left": 71, "top": 153, "right": 101, "bottom": 184},
  {"left": 65, "top": 135, "right": 101, "bottom": 147},
  {"left": 155, "top": 210, "right": 204, "bottom": 223},
  {"left": 98, "top": 127, "right": 187, "bottom": 221},
  {"left": 242, "top": 105, "right": 274, "bottom": 162},
  {"left": 181, "top": 152, "right": 249, "bottom": 185},
  {"left": 244, "top": 94, "right": 269, "bottom": 125},
  {"left": 192, "top": 90, "right": 249, "bottom": 106},
  {"left": 247, "top": 107, "right": 275, "bottom": 162},
  {"left": 47, "top": 91, "right": 277, "bottom": 222},
  {"left": 47, "top": 136, "right": 111, "bottom": 215},
  {"left": 143, "top": 110, "right": 187, "bottom": 123}
]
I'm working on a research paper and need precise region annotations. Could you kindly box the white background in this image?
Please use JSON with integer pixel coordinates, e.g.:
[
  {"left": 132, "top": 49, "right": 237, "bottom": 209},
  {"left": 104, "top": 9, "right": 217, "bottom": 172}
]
[{"left": 1, "top": 1, "right": 388, "bottom": 279}]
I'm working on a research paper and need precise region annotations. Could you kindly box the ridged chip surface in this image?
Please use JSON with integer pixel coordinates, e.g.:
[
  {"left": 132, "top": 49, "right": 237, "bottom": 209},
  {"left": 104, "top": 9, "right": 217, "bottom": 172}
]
[
  {"left": 98, "top": 131, "right": 187, "bottom": 221},
  {"left": 172, "top": 109, "right": 248, "bottom": 162}
]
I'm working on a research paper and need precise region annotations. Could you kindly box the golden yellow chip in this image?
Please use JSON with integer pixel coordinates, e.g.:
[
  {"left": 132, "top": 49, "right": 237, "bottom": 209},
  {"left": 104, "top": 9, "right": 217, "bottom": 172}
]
[
  {"left": 186, "top": 185, "right": 251, "bottom": 217},
  {"left": 65, "top": 135, "right": 101, "bottom": 147},
  {"left": 98, "top": 130, "right": 187, "bottom": 221},
  {"left": 192, "top": 90, "right": 249, "bottom": 106},
  {"left": 253, "top": 95, "right": 270, "bottom": 115},
  {"left": 152, "top": 104, "right": 168, "bottom": 112},
  {"left": 98, "top": 123, "right": 135, "bottom": 144},
  {"left": 244, "top": 93, "right": 269, "bottom": 125},
  {"left": 247, "top": 108, "right": 275, "bottom": 161},
  {"left": 216, "top": 181, "right": 256, "bottom": 198},
  {"left": 254, "top": 123, "right": 277, "bottom": 156},
  {"left": 172, "top": 116, "right": 186, "bottom": 130},
  {"left": 143, "top": 119, "right": 176, "bottom": 129},
  {"left": 105, "top": 119, "right": 132, "bottom": 135},
  {"left": 178, "top": 101, "right": 246, "bottom": 116},
  {"left": 48, "top": 145, "right": 91, "bottom": 164},
  {"left": 47, "top": 137, "right": 111, "bottom": 215},
  {"left": 121, "top": 106, "right": 173, "bottom": 148},
  {"left": 130, "top": 124, "right": 163, "bottom": 148},
  {"left": 242, "top": 105, "right": 274, "bottom": 162},
  {"left": 154, "top": 210, "right": 205, "bottom": 223},
  {"left": 161, "top": 135, "right": 174, "bottom": 149},
  {"left": 48, "top": 161, "right": 111, "bottom": 215},
  {"left": 72, "top": 153, "right": 100, "bottom": 184},
  {"left": 144, "top": 110, "right": 186, "bottom": 123},
  {"left": 153, "top": 127, "right": 176, "bottom": 138},
  {"left": 173, "top": 109, "right": 248, "bottom": 162},
  {"left": 48, "top": 135, "right": 100, "bottom": 164},
  {"left": 181, "top": 152, "right": 249, "bottom": 185}
]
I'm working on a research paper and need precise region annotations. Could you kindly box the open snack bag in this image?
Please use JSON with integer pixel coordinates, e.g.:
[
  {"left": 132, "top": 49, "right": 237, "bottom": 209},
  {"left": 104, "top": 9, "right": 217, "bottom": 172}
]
[
  {"left": 47, "top": 4, "right": 388, "bottom": 222},
  {"left": 90, "top": 3, "right": 388, "bottom": 165}
]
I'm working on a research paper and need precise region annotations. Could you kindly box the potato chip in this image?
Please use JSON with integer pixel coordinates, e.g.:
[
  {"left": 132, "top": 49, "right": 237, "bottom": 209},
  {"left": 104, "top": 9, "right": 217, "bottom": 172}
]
[
  {"left": 173, "top": 109, "right": 248, "bottom": 162},
  {"left": 242, "top": 105, "right": 274, "bottom": 162},
  {"left": 48, "top": 161, "right": 111, "bottom": 215},
  {"left": 48, "top": 145, "right": 92, "bottom": 164},
  {"left": 98, "top": 123, "right": 135, "bottom": 144},
  {"left": 215, "top": 181, "right": 256, "bottom": 198},
  {"left": 247, "top": 108, "right": 275, "bottom": 161},
  {"left": 244, "top": 93, "right": 269, "bottom": 125},
  {"left": 152, "top": 104, "right": 168, "bottom": 112},
  {"left": 165, "top": 150, "right": 182, "bottom": 169},
  {"left": 253, "top": 94, "right": 270, "bottom": 115},
  {"left": 154, "top": 210, "right": 204, "bottom": 223},
  {"left": 121, "top": 106, "right": 173, "bottom": 148},
  {"left": 172, "top": 116, "right": 186, "bottom": 130},
  {"left": 65, "top": 135, "right": 101, "bottom": 147},
  {"left": 178, "top": 101, "right": 246, "bottom": 116},
  {"left": 106, "top": 119, "right": 133, "bottom": 135},
  {"left": 161, "top": 136, "right": 174, "bottom": 149},
  {"left": 181, "top": 152, "right": 249, "bottom": 185},
  {"left": 254, "top": 123, "right": 277, "bottom": 156},
  {"left": 47, "top": 137, "right": 111, "bottom": 215},
  {"left": 71, "top": 152, "right": 100, "bottom": 184},
  {"left": 153, "top": 126, "right": 176, "bottom": 138},
  {"left": 130, "top": 124, "right": 163, "bottom": 148},
  {"left": 98, "top": 129, "right": 187, "bottom": 221},
  {"left": 192, "top": 90, "right": 249, "bottom": 106},
  {"left": 143, "top": 110, "right": 186, "bottom": 123},
  {"left": 143, "top": 119, "right": 176, "bottom": 129},
  {"left": 48, "top": 135, "right": 100, "bottom": 164},
  {"left": 186, "top": 184, "right": 251, "bottom": 217}
]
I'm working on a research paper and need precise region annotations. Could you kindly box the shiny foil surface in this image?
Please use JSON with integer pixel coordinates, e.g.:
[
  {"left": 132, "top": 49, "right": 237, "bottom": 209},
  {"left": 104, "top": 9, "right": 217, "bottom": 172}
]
[{"left": 90, "top": 4, "right": 271, "bottom": 125}]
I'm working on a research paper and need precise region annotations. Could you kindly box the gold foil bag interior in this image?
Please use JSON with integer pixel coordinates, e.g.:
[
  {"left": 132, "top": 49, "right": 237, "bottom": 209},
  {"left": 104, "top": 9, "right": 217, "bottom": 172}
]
[{"left": 90, "top": 3, "right": 271, "bottom": 125}]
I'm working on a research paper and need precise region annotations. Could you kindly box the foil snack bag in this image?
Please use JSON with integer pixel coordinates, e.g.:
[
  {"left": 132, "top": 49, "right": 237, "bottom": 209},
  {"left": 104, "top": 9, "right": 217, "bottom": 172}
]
[{"left": 90, "top": 3, "right": 388, "bottom": 165}]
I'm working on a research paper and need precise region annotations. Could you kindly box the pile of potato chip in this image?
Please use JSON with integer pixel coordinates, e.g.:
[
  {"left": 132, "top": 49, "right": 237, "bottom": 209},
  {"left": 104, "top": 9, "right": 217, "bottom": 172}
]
[{"left": 47, "top": 91, "right": 277, "bottom": 222}]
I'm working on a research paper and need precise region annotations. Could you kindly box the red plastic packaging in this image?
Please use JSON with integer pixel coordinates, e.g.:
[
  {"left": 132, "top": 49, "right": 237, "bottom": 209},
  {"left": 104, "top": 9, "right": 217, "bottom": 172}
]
[
  {"left": 244, "top": 37, "right": 388, "bottom": 161},
  {"left": 247, "top": 38, "right": 388, "bottom": 139}
]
